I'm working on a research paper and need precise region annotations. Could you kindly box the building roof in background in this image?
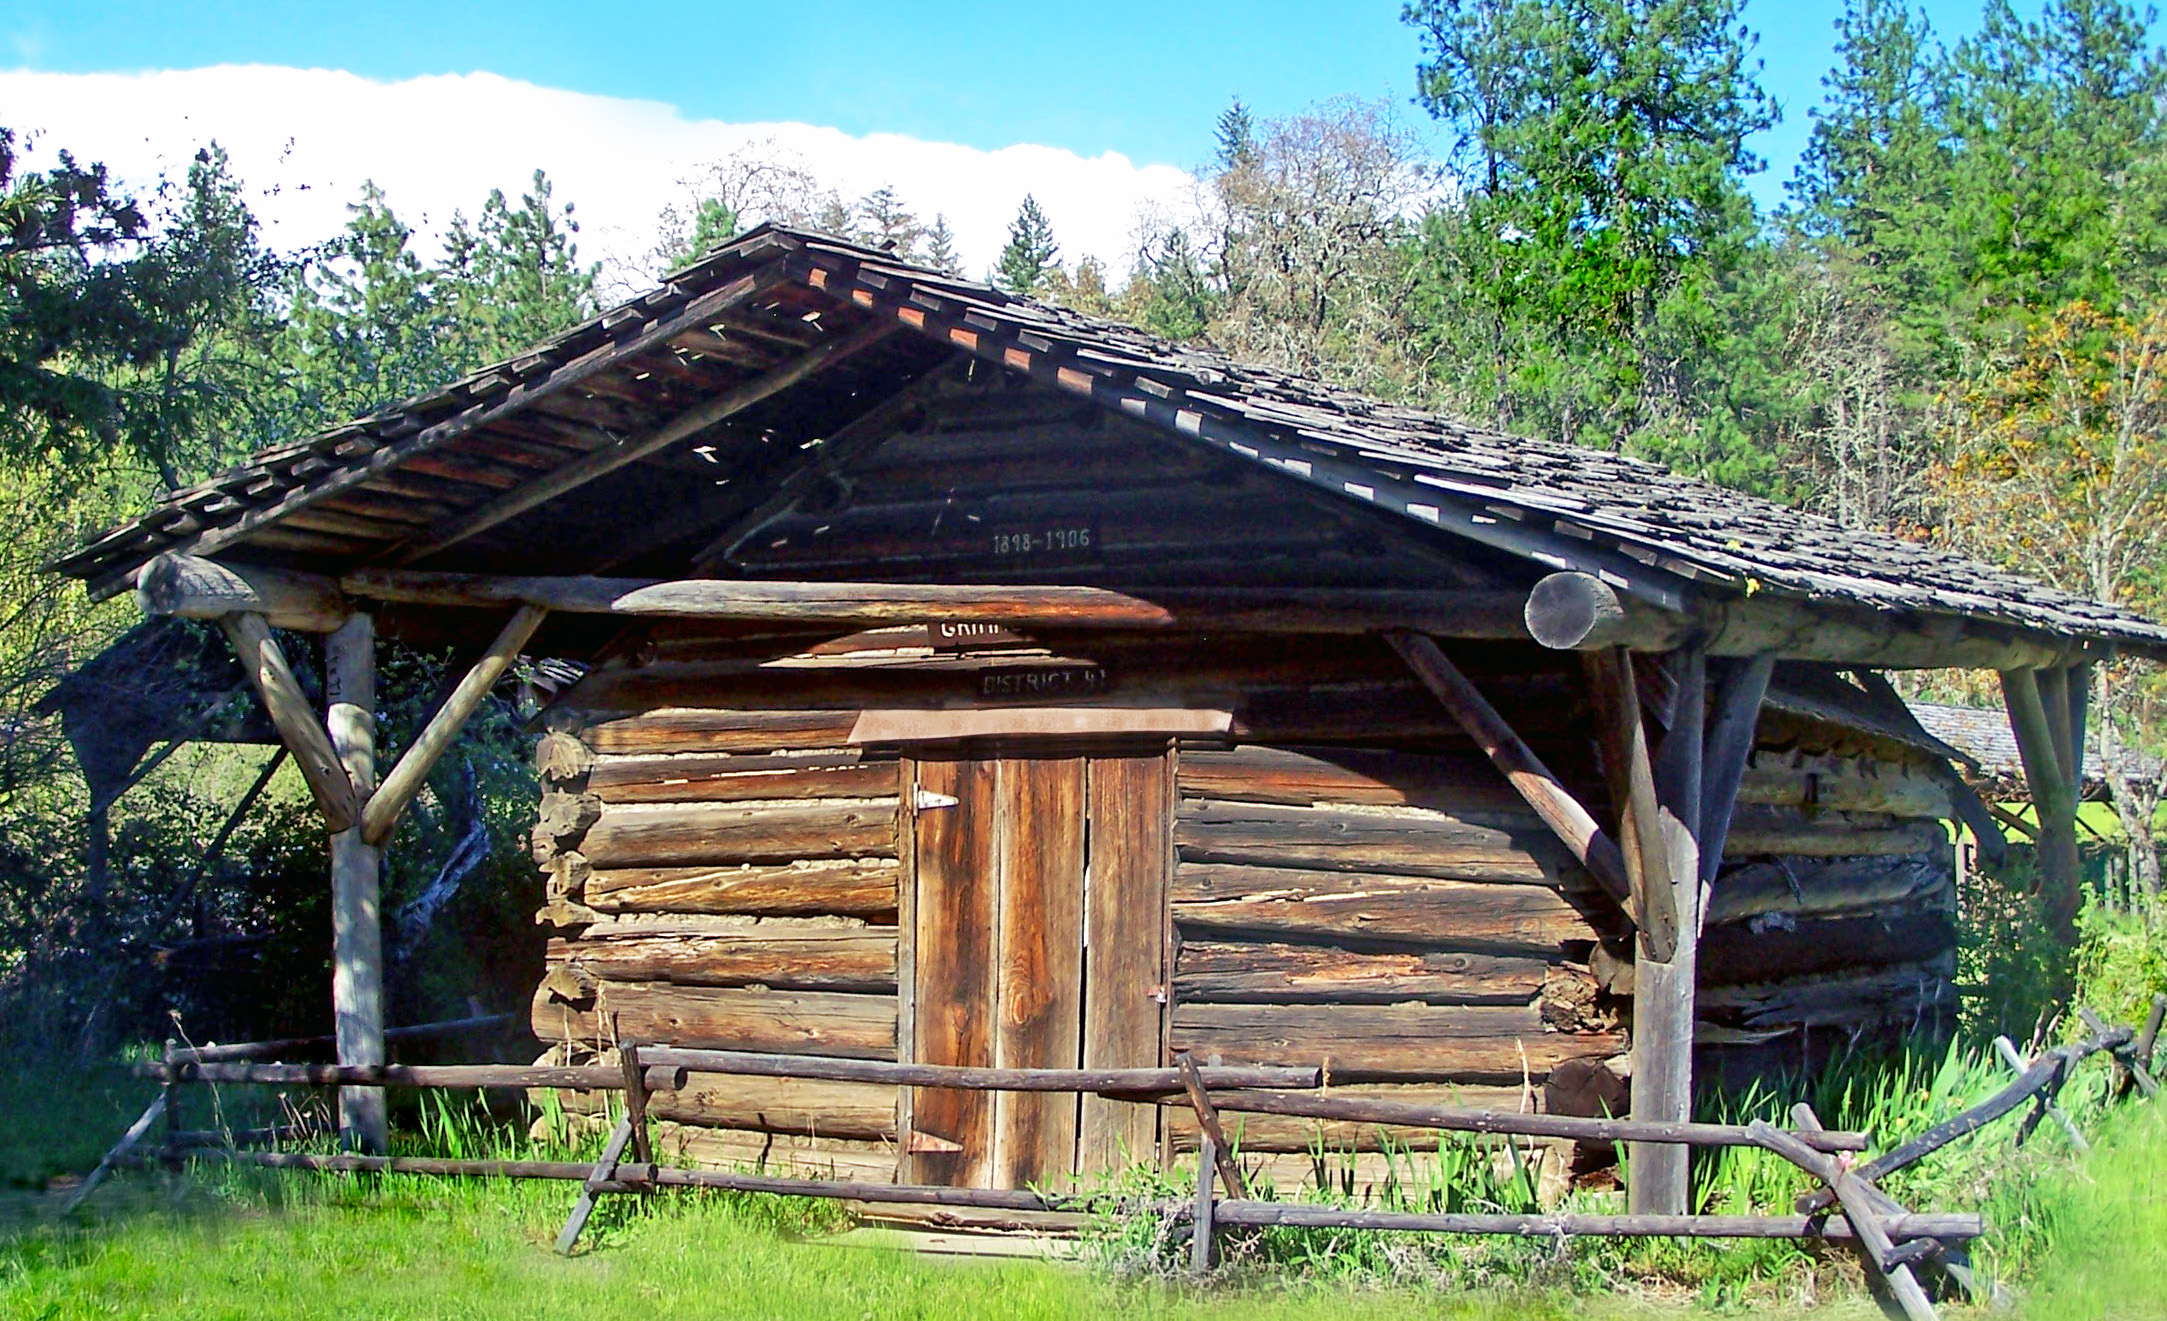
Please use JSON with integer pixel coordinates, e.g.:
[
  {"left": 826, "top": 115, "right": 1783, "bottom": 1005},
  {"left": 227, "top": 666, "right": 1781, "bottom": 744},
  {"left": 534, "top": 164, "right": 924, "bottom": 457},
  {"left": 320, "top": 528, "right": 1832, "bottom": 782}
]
[
  {"left": 1910, "top": 700, "right": 2161, "bottom": 794},
  {"left": 47, "top": 226, "right": 2167, "bottom": 661}
]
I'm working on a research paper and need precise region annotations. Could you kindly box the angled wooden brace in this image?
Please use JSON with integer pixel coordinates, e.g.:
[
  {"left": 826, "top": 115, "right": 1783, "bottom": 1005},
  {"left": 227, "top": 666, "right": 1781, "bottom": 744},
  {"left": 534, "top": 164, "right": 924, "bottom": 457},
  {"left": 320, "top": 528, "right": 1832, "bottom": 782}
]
[
  {"left": 1386, "top": 631, "right": 1637, "bottom": 920},
  {"left": 359, "top": 605, "right": 549, "bottom": 846}
]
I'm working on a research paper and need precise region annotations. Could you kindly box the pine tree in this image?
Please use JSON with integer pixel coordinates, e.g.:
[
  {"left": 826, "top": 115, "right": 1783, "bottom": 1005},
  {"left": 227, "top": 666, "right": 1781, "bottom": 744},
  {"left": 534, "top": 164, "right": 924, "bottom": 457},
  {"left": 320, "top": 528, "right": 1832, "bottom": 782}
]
[
  {"left": 440, "top": 169, "right": 597, "bottom": 367},
  {"left": 924, "top": 215, "right": 963, "bottom": 275},
  {"left": 857, "top": 186, "right": 924, "bottom": 259},
  {"left": 1215, "top": 98, "right": 1258, "bottom": 170},
  {"left": 994, "top": 195, "right": 1059, "bottom": 295},
  {"left": 1134, "top": 228, "right": 1218, "bottom": 342},
  {"left": 280, "top": 181, "right": 453, "bottom": 427}
]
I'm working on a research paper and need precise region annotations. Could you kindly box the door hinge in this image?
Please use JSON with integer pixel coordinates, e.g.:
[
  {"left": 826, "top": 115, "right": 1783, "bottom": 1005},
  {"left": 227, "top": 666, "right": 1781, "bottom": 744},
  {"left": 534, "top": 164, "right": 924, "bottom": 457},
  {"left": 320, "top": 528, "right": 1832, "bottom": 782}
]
[{"left": 913, "top": 788, "right": 960, "bottom": 811}]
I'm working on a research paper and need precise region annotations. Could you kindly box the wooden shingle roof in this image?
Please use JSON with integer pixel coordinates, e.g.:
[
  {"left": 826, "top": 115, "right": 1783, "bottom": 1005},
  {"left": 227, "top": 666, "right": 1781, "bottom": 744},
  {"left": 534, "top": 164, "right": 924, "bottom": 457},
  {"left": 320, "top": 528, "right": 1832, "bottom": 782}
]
[{"left": 49, "top": 225, "right": 2167, "bottom": 661}]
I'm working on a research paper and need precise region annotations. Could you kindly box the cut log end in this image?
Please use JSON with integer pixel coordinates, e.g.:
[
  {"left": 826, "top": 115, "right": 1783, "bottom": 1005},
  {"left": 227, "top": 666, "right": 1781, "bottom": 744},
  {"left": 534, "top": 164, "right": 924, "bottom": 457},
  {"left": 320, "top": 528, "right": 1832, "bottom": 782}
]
[{"left": 1525, "top": 573, "right": 1629, "bottom": 651}]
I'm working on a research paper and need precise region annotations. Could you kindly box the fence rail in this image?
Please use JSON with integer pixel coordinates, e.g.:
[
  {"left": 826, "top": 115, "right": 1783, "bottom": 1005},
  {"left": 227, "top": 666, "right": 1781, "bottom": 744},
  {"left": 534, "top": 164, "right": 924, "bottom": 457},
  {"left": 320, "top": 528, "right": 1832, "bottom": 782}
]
[{"left": 75, "top": 996, "right": 2167, "bottom": 1321}]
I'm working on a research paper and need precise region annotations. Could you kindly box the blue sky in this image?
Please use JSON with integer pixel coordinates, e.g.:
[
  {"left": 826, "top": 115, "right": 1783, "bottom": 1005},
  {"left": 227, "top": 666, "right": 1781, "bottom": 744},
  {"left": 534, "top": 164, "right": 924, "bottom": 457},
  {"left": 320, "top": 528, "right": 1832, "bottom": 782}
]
[{"left": 5, "top": 0, "right": 2029, "bottom": 213}]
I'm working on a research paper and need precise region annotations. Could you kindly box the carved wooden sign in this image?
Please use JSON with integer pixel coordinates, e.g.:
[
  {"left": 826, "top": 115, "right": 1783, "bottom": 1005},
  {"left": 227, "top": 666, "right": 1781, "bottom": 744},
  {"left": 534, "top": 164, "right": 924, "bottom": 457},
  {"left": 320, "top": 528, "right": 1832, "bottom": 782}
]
[
  {"left": 977, "top": 665, "right": 1109, "bottom": 701},
  {"left": 928, "top": 621, "right": 1026, "bottom": 651},
  {"left": 985, "top": 519, "right": 1099, "bottom": 565}
]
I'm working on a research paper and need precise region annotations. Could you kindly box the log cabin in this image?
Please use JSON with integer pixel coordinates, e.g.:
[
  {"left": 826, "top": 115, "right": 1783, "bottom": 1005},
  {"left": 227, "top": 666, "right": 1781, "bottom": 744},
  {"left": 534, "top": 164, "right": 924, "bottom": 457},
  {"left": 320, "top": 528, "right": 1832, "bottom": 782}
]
[{"left": 49, "top": 225, "right": 2167, "bottom": 1212}]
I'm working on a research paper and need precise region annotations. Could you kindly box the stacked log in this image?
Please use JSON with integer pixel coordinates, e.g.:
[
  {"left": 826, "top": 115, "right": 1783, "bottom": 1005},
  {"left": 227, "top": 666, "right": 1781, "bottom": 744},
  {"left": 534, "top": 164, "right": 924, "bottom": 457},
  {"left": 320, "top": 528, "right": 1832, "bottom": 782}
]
[
  {"left": 531, "top": 712, "right": 906, "bottom": 1180},
  {"left": 1167, "top": 743, "right": 1626, "bottom": 1131},
  {"left": 1693, "top": 744, "right": 1959, "bottom": 1053}
]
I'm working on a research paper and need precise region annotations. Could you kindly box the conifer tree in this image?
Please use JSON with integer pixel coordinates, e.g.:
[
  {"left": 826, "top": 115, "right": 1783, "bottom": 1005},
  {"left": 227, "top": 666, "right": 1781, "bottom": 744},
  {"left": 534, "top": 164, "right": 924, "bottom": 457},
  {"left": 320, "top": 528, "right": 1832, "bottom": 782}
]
[
  {"left": 856, "top": 185, "right": 924, "bottom": 259},
  {"left": 994, "top": 195, "right": 1059, "bottom": 295},
  {"left": 1215, "top": 98, "right": 1258, "bottom": 170},
  {"left": 924, "top": 215, "right": 963, "bottom": 275}
]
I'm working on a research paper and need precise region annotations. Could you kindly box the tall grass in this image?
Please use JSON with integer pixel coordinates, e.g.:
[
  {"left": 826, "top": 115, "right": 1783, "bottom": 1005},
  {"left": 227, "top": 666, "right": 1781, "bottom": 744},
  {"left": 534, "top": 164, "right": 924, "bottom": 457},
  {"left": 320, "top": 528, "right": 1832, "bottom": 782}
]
[{"left": 1077, "top": 1032, "right": 2142, "bottom": 1309}]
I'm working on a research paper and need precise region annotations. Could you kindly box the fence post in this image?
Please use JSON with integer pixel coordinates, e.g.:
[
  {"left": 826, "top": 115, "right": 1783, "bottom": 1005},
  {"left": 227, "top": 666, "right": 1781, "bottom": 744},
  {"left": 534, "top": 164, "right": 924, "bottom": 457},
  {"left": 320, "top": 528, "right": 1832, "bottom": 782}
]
[
  {"left": 1993, "top": 1037, "right": 2088, "bottom": 1151},
  {"left": 1191, "top": 1130, "right": 1218, "bottom": 1276},
  {"left": 616, "top": 1023, "right": 655, "bottom": 1174},
  {"left": 161, "top": 1037, "right": 180, "bottom": 1167},
  {"left": 1177, "top": 1053, "right": 1248, "bottom": 1199}
]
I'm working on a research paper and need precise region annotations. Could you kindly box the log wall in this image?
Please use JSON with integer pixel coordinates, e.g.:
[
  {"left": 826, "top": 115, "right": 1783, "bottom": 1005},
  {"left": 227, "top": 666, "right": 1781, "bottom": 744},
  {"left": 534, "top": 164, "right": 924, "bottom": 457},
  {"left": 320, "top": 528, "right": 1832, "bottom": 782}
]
[
  {"left": 531, "top": 709, "right": 907, "bottom": 1180},
  {"left": 529, "top": 630, "right": 1961, "bottom": 1187}
]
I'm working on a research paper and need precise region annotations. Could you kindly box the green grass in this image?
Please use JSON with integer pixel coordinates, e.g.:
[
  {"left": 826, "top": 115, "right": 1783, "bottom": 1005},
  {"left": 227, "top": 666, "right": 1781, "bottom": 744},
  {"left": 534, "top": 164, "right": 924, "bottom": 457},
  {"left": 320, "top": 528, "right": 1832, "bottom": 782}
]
[
  {"left": 0, "top": 1167, "right": 1739, "bottom": 1321},
  {"left": 2008, "top": 1099, "right": 2167, "bottom": 1320},
  {"left": 3, "top": 1039, "right": 2161, "bottom": 1319},
  {"left": 0, "top": 1052, "right": 155, "bottom": 1191}
]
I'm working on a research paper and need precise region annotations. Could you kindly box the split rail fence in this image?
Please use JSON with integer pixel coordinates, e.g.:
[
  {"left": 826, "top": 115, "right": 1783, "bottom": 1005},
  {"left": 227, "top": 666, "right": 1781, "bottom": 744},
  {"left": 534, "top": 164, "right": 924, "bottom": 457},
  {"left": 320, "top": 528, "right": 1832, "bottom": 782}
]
[{"left": 74, "top": 995, "right": 2167, "bottom": 1321}]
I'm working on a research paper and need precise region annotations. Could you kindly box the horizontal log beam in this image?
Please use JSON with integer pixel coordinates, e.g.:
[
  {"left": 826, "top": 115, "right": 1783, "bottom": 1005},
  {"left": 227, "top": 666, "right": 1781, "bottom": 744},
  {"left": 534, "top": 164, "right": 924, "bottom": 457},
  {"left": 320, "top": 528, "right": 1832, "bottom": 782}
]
[
  {"left": 138, "top": 553, "right": 350, "bottom": 632},
  {"left": 1211, "top": 1202, "right": 1977, "bottom": 1240},
  {"left": 1526, "top": 572, "right": 2101, "bottom": 670},
  {"left": 1183, "top": 1088, "right": 1868, "bottom": 1151},
  {"left": 150, "top": 1061, "right": 688, "bottom": 1090},
  {"left": 639, "top": 1046, "right": 1320, "bottom": 1094},
  {"left": 343, "top": 570, "right": 1537, "bottom": 636}
]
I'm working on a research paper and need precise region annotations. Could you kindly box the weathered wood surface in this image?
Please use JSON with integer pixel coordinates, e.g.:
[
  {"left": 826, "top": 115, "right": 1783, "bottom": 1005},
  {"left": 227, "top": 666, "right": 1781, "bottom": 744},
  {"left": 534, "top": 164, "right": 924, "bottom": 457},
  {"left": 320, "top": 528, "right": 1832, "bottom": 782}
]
[
  {"left": 583, "top": 752, "right": 897, "bottom": 804},
  {"left": 909, "top": 755, "right": 997, "bottom": 1187},
  {"left": 990, "top": 755, "right": 1087, "bottom": 1190},
  {"left": 1176, "top": 800, "right": 1593, "bottom": 886},
  {"left": 576, "top": 709, "right": 862, "bottom": 755},
  {"left": 1192, "top": 1087, "right": 1865, "bottom": 1152},
  {"left": 1386, "top": 632, "right": 1634, "bottom": 907},
  {"left": 1173, "top": 940, "right": 1552, "bottom": 1005},
  {"left": 1173, "top": 863, "right": 1605, "bottom": 950},
  {"left": 1705, "top": 854, "right": 1952, "bottom": 926},
  {"left": 160, "top": 1061, "right": 685, "bottom": 1090},
  {"left": 389, "top": 318, "right": 903, "bottom": 565},
  {"left": 1719, "top": 806, "right": 1948, "bottom": 858},
  {"left": 220, "top": 612, "right": 357, "bottom": 831},
  {"left": 326, "top": 612, "right": 385, "bottom": 1152},
  {"left": 1523, "top": 571, "right": 1635, "bottom": 651},
  {"left": 637, "top": 1047, "right": 1320, "bottom": 1092},
  {"left": 1698, "top": 902, "right": 1956, "bottom": 986},
  {"left": 1165, "top": 1082, "right": 1530, "bottom": 1152},
  {"left": 1233, "top": 680, "right": 1581, "bottom": 749},
  {"left": 653, "top": 1124, "right": 903, "bottom": 1185},
  {"left": 137, "top": 553, "right": 350, "bottom": 631},
  {"left": 546, "top": 928, "right": 897, "bottom": 993},
  {"left": 580, "top": 857, "right": 900, "bottom": 917},
  {"left": 345, "top": 566, "right": 1541, "bottom": 638},
  {"left": 553, "top": 1070, "right": 900, "bottom": 1140},
  {"left": 1170, "top": 1002, "right": 1622, "bottom": 1080},
  {"left": 531, "top": 980, "right": 896, "bottom": 1059},
  {"left": 1177, "top": 744, "right": 1536, "bottom": 813},
  {"left": 1735, "top": 752, "right": 1953, "bottom": 818},
  {"left": 563, "top": 799, "right": 898, "bottom": 868},
  {"left": 1080, "top": 749, "right": 1171, "bottom": 1175}
]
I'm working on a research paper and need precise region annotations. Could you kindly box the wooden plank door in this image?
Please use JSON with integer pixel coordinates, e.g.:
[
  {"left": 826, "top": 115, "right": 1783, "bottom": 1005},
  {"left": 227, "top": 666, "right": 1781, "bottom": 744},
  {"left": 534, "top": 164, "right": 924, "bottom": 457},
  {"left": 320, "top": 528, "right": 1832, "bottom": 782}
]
[
  {"left": 1078, "top": 746, "right": 1173, "bottom": 1175},
  {"left": 906, "top": 743, "right": 1170, "bottom": 1189},
  {"left": 989, "top": 754, "right": 1086, "bottom": 1188},
  {"left": 905, "top": 754, "right": 998, "bottom": 1188}
]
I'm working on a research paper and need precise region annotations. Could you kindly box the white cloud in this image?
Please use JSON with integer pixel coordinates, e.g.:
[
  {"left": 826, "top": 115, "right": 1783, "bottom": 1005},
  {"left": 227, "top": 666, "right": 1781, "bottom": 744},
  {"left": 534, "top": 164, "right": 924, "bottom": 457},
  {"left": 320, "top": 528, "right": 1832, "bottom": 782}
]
[{"left": 0, "top": 64, "right": 1197, "bottom": 289}]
